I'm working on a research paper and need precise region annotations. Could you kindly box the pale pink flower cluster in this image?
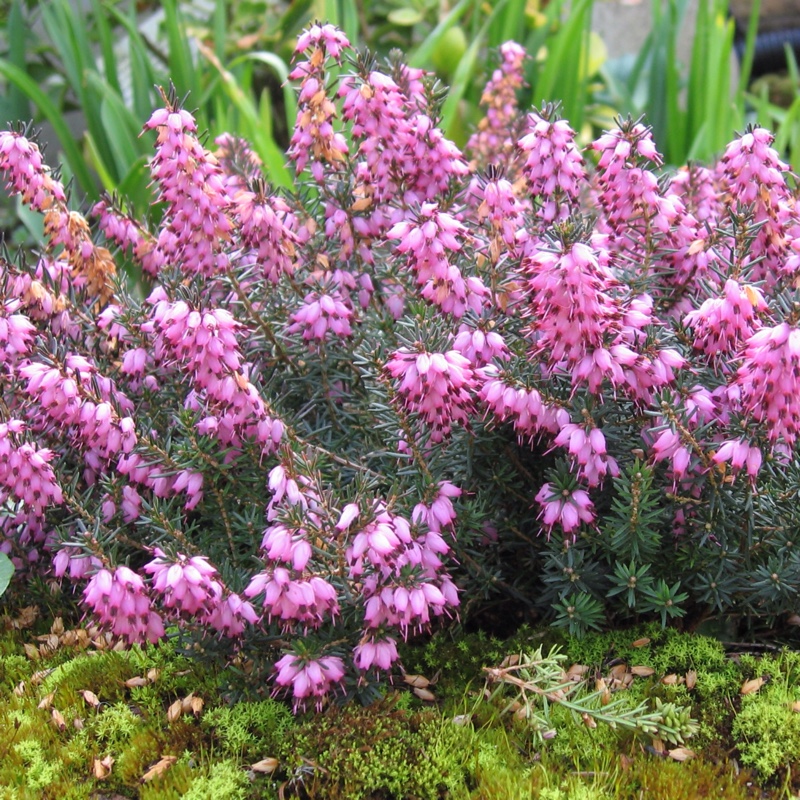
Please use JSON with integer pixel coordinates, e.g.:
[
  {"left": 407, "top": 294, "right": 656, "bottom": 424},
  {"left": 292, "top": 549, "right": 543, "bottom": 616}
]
[
  {"left": 467, "top": 42, "right": 527, "bottom": 165},
  {"left": 230, "top": 179, "right": 298, "bottom": 283},
  {"left": 518, "top": 109, "right": 586, "bottom": 222},
  {"left": 92, "top": 196, "right": 160, "bottom": 276},
  {"left": 19, "top": 356, "right": 137, "bottom": 472},
  {"left": 144, "top": 293, "right": 284, "bottom": 455},
  {"left": 683, "top": 279, "right": 767, "bottom": 360},
  {"left": 0, "top": 298, "right": 35, "bottom": 365},
  {"left": 535, "top": 482, "right": 595, "bottom": 540},
  {"left": 388, "top": 204, "right": 486, "bottom": 318},
  {"left": 385, "top": 347, "right": 476, "bottom": 442},
  {"left": 0, "top": 421, "right": 63, "bottom": 518},
  {"left": 288, "top": 24, "right": 350, "bottom": 180},
  {"left": 274, "top": 652, "right": 346, "bottom": 712},
  {"left": 288, "top": 287, "right": 354, "bottom": 343},
  {"left": 552, "top": 422, "right": 619, "bottom": 487},
  {"left": 737, "top": 322, "right": 800, "bottom": 447},
  {"left": 453, "top": 324, "right": 510, "bottom": 367},
  {"left": 83, "top": 567, "right": 165, "bottom": 645},
  {"left": 478, "top": 368, "right": 568, "bottom": 444},
  {"left": 143, "top": 103, "right": 233, "bottom": 277},
  {"left": 0, "top": 129, "right": 66, "bottom": 211}
]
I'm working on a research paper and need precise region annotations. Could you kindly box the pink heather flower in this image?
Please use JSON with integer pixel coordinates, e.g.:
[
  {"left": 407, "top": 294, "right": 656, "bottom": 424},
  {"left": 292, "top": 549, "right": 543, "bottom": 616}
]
[
  {"left": 0, "top": 422, "right": 64, "bottom": 517},
  {"left": 273, "top": 652, "right": 346, "bottom": 712},
  {"left": 348, "top": 508, "right": 413, "bottom": 573},
  {"left": 0, "top": 301, "right": 36, "bottom": 364},
  {"left": 335, "top": 502, "right": 360, "bottom": 531},
  {"left": 0, "top": 129, "right": 67, "bottom": 211},
  {"left": 738, "top": 322, "right": 800, "bottom": 447},
  {"left": 353, "top": 635, "right": 399, "bottom": 672},
  {"left": 648, "top": 427, "right": 693, "bottom": 481},
  {"left": 83, "top": 566, "right": 164, "bottom": 645},
  {"left": 553, "top": 422, "right": 619, "bottom": 488},
  {"left": 144, "top": 548, "right": 223, "bottom": 617},
  {"left": 385, "top": 347, "right": 477, "bottom": 442},
  {"left": 712, "top": 438, "right": 763, "bottom": 482},
  {"left": 522, "top": 240, "right": 627, "bottom": 391},
  {"left": 518, "top": 109, "right": 586, "bottom": 222},
  {"left": 92, "top": 195, "right": 160, "bottom": 276},
  {"left": 231, "top": 180, "right": 298, "bottom": 282},
  {"left": 683, "top": 280, "right": 767, "bottom": 359},
  {"left": 205, "top": 592, "right": 259, "bottom": 638},
  {"left": 144, "top": 101, "right": 233, "bottom": 277},
  {"left": 412, "top": 481, "right": 461, "bottom": 533},
  {"left": 467, "top": 41, "right": 528, "bottom": 166},
  {"left": 535, "top": 482, "right": 595, "bottom": 539},
  {"left": 288, "top": 288, "right": 354, "bottom": 342},
  {"left": 716, "top": 126, "right": 788, "bottom": 206},
  {"left": 245, "top": 568, "right": 339, "bottom": 630},
  {"left": 478, "top": 367, "right": 569, "bottom": 443},
  {"left": 453, "top": 324, "right": 510, "bottom": 367},
  {"left": 260, "top": 523, "right": 313, "bottom": 571},
  {"left": 53, "top": 547, "right": 102, "bottom": 580},
  {"left": 388, "top": 204, "right": 485, "bottom": 318}
]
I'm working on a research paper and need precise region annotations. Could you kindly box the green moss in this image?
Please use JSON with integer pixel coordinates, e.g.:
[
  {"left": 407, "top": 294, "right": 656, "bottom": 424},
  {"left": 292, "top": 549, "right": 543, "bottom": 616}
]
[
  {"left": 279, "top": 704, "right": 474, "bottom": 800},
  {"left": 732, "top": 680, "right": 800, "bottom": 780},
  {"left": 183, "top": 759, "right": 250, "bottom": 800},
  {"left": 202, "top": 698, "right": 293, "bottom": 761},
  {"left": 12, "top": 740, "right": 62, "bottom": 792}
]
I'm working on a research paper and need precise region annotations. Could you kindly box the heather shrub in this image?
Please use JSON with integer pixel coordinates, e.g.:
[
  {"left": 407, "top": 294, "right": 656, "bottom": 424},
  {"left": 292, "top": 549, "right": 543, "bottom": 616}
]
[{"left": 1, "top": 24, "right": 800, "bottom": 714}]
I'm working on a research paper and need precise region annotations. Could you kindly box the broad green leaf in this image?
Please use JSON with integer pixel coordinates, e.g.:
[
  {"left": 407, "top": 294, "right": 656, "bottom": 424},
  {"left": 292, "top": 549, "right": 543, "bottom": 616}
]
[
  {"left": 0, "top": 552, "right": 13, "bottom": 597},
  {"left": 409, "top": 0, "right": 474, "bottom": 68}
]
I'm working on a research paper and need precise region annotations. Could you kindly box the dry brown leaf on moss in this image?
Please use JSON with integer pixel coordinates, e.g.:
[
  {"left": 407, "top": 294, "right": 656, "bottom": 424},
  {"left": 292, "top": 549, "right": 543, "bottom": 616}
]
[
  {"left": 146, "top": 668, "right": 160, "bottom": 683},
  {"left": 685, "top": 669, "right": 698, "bottom": 690},
  {"left": 51, "top": 708, "right": 66, "bottom": 731},
  {"left": 631, "top": 637, "right": 651, "bottom": 648},
  {"left": 124, "top": 677, "right": 149, "bottom": 688},
  {"left": 566, "top": 664, "right": 589, "bottom": 680},
  {"left": 38, "top": 692, "right": 55, "bottom": 710},
  {"left": 651, "top": 737, "right": 666, "bottom": 754},
  {"left": 140, "top": 756, "right": 177, "bottom": 783},
  {"left": 661, "top": 673, "right": 679, "bottom": 685},
  {"left": 630, "top": 666, "right": 655, "bottom": 677},
  {"left": 403, "top": 674, "right": 430, "bottom": 688},
  {"left": 413, "top": 687, "right": 436, "bottom": 702},
  {"left": 740, "top": 677, "right": 764, "bottom": 695},
  {"left": 23, "top": 643, "right": 39, "bottom": 660},
  {"left": 791, "top": 700, "right": 800, "bottom": 712}
]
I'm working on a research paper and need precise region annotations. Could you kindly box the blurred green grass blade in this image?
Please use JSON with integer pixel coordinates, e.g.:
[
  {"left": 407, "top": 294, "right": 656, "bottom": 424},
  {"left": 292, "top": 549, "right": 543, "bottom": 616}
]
[
  {"left": 493, "top": 0, "right": 526, "bottom": 47},
  {"left": 213, "top": 0, "right": 227, "bottom": 61},
  {"left": 0, "top": 58, "right": 97, "bottom": 197},
  {"left": 440, "top": 0, "right": 510, "bottom": 137},
  {"left": 163, "top": 0, "right": 198, "bottom": 99},
  {"left": 91, "top": 0, "right": 122, "bottom": 94},
  {"left": 84, "top": 130, "right": 117, "bottom": 192},
  {"left": 233, "top": 52, "right": 297, "bottom": 132},
  {"left": 736, "top": 0, "right": 760, "bottom": 98},
  {"left": 276, "top": 0, "right": 314, "bottom": 40},
  {"left": 533, "top": 0, "right": 593, "bottom": 131},
  {"left": 198, "top": 44, "right": 293, "bottom": 189},
  {"left": 322, "top": 0, "right": 359, "bottom": 42},
  {"left": 15, "top": 197, "right": 46, "bottom": 247},
  {"left": 409, "top": 0, "right": 474, "bottom": 68},
  {"left": 104, "top": 1, "right": 162, "bottom": 121},
  {"left": 5, "top": 0, "right": 31, "bottom": 122}
]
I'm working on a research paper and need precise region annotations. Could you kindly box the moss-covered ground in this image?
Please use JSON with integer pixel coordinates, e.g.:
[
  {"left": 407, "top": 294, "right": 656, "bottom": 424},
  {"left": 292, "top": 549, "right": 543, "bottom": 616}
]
[{"left": 0, "top": 601, "right": 798, "bottom": 799}]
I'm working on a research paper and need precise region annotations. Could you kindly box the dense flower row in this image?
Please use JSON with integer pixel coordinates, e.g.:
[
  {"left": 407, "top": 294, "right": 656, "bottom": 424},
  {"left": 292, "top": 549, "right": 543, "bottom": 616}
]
[{"left": 1, "top": 24, "right": 800, "bottom": 710}]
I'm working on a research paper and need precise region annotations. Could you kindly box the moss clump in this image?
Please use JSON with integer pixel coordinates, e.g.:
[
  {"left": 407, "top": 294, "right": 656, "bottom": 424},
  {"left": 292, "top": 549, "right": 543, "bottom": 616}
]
[
  {"left": 732, "top": 680, "right": 800, "bottom": 780},
  {"left": 183, "top": 759, "right": 251, "bottom": 800},
  {"left": 278, "top": 703, "right": 474, "bottom": 800},
  {"left": 203, "top": 698, "right": 293, "bottom": 761}
]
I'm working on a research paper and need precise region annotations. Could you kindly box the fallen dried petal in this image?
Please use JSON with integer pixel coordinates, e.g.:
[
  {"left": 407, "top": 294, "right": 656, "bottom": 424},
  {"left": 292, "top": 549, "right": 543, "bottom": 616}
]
[
  {"left": 51, "top": 708, "right": 66, "bottom": 731},
  {"left": 630, "top": 666, "right": 655, "bottom": 677},
  {"left": 403, "top": 674, "right": 430, "bottom": 689},
  {"left": 251, "top": 758, "right": 279, "bottom": 774},
  {"left": 661, "top": 674, "right": 679, "bottom": 686},
  {"left": 94, "top": 755, "right": 114, "bottom": 779},
  {"left": 167, "top": 699, "right": 183, "bottom": 723},
  {"left": 124, "top": 677, "right": 149, "bottom": 688},
  {"left": 146, "top": 668, "right": 160, "bottom": 683},
  {"left": 81, "top": 690, "right": 101, "bottom": 708},
  {"left": 566, "top": 664, "right": 589, "bottom": 680},
  {"left": 581, "top": 712, "right": 597, "bottom": 729},
  {"left": 791, "top": 701, "right": 800, "bottom": 713},
  {"left": 741, "top": 677, "right": 764, "bottom": 695},
  {"left": 38, "top": 692, "right": 55, "bottom": 710},
  {"left": 685, "top": 670, "right": 697, "bottom": 690},
  {"left": 413, "top": 687, "right": 436, "bottom": 702},
  {"left": 632, "top": 637, "right": 651, "bottom": 648},
  {"left": 668, "top": 747, "right": 696, "bottom": 762},
  {"left": 141, "top": 756, "right": 177, "bottom": 783},
  {"left": 190, "top": 696, "right": 204, "bottom": 716}
]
